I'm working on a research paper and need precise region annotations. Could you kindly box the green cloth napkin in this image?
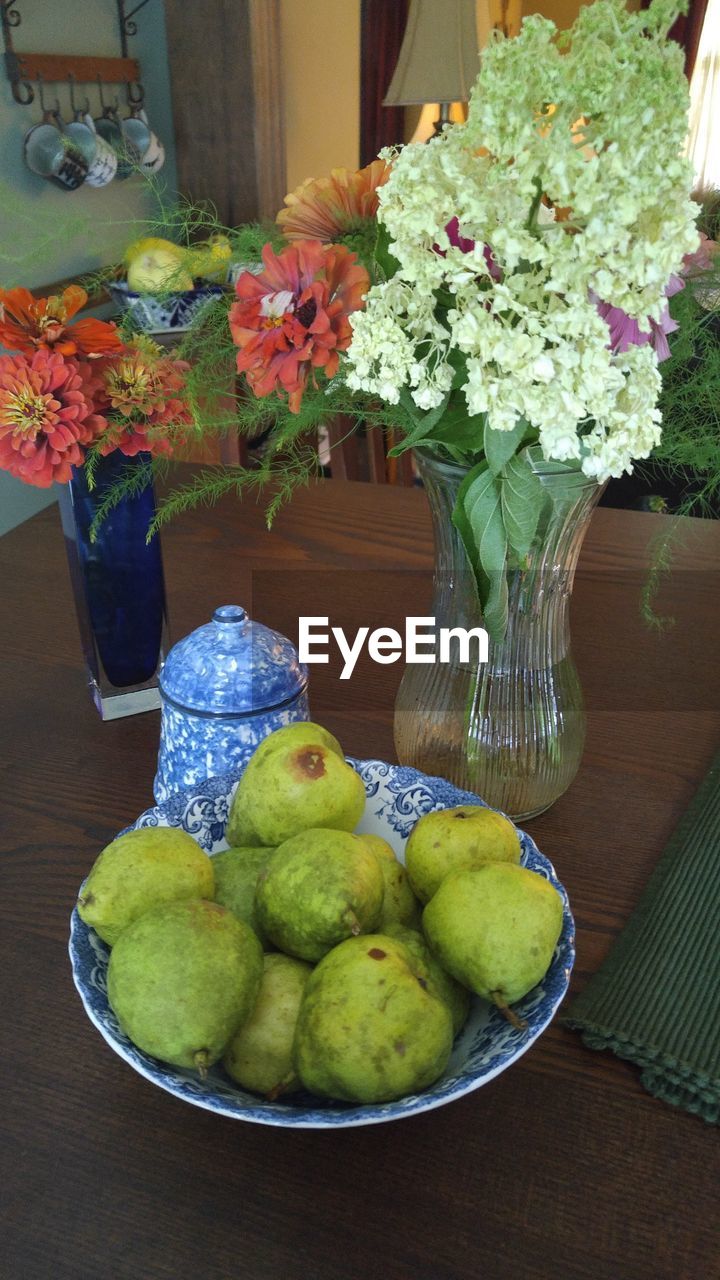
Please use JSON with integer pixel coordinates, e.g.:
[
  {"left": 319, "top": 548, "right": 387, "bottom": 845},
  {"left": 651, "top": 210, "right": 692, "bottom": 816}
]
[{"left": 562, "top": 748, "right": 720, "bottom": 1124}]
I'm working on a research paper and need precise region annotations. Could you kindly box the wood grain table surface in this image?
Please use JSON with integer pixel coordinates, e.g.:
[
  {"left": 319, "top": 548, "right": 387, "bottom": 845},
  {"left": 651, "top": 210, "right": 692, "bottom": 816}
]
[{"left": 1, "top": 476, "right": 720, "bottom": 1280}]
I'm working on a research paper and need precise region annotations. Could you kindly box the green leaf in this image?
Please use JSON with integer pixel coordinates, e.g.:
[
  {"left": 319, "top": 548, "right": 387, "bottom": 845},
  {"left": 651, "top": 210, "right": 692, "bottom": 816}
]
[
  {"left": 483, "top": 417, "right": 528, "bottom": 476},
  {"left": 373, "top": 222, "right": 400, "bottom": 282},
  {"left": 482, "top": 560, "right": 509, "bottom": 644},
  {"left": 387, "top": 391, "right": 451, "bottom": 456},
  {"left": 466, "top": 469, "right": 504, "bottom": 573},
  {"left": 501, "top": 451, "right": 547, "bottom": 561},
  {"left": 534, "top": 457, "right": 590, "bottom": 512},
  {"left": 455, "top": 464, "right": 510, "bottom": 643}
]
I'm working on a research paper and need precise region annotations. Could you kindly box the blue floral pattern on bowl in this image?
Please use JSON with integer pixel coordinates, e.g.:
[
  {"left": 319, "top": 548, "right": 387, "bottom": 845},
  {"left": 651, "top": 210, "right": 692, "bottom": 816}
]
[
  {"left": 154, "top": 605, "right": 310, "bottom": 802},
  {"left": 69, "top": 760, "right": 575, "bottom": 1128},
  {"left": 108, "top": 280, "right": 225, "bottom": 332}
]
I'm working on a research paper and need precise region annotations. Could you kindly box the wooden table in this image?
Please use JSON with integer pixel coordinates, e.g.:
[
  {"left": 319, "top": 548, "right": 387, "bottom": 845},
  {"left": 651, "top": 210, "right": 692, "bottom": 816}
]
[{"left": 1, "top": 479, "right": 719, "bottom": 1280}]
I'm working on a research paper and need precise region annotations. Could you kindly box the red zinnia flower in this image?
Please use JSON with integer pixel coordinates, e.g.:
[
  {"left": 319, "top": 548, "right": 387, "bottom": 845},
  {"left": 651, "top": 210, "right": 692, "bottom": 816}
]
[
  {"left": 229, "top": 239, "right": 369, "bottom": 412},
  {"left": 0, "top": 349, "right": 106, "bottom": 487},
  {"left": 0, "top": 285, "right": 124, "bottom": 359}
]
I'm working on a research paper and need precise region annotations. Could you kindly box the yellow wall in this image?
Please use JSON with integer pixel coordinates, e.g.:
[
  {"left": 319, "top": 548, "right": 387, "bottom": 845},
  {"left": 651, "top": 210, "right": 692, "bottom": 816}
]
[
  {"left": 520, "top": 0, "right": 582, "bottom": 27},
  {"left": 280, "top": 0, "right": 361, "bottom": 193}
]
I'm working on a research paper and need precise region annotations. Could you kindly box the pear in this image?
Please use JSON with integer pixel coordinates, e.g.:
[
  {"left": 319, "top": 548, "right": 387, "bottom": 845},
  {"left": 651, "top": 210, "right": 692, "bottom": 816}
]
[
  {"left": 255, "top": 829, "right": 384, "bottom": 962},
  {"left": 360, "top": 834, "right": 421, "bottom": 929},
  {"left": 212, "top": 845, "right": 274, "bottom": 944},
  {"left": 405, "top": 805, "right": 521, "bottom": 904},
  {"left": 126, "top": 248, "right": 193, "bottom": 293},
  {"left": 228, "top": 723, "right": 364, "bottom": 847},
  {"left": 77, "top": 826, "right": 214, "bottom": 946},
  {"left": 223, "top": 953, "right": 312, "bottom": 1097},
  {"left": 294, "top": 934, "right": 453, "bottom": 1103},
  {"left": 422, "top": 863, "right": 564, "bottom": 1025},
  {"left": 226, "top": 720, "right": 346, "bottom": 846},
  {"left": 383, "top": 923, "right": 470, "bottom": 1036},
  {"left": 107, "top": 898, "right": 263, "bottom": 1074}
]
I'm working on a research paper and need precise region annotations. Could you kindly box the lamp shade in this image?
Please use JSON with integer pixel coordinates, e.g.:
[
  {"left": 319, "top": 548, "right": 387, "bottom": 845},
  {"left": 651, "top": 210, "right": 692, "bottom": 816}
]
[{"left": 383, "top": 0, "right": 480, "bottom": 107}]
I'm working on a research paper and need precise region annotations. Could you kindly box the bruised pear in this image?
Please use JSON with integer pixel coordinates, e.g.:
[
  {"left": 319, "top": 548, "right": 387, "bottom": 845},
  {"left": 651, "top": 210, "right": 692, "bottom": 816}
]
[
  {"left": 294, "top": 934, "right": 453, "bottom": 1103},
  {"left": 223, "top": 953, "right": 312, "bottom": 1097},
  {"left": 225, "top": 722, "right": 344, "bottom": 847},
  {"left": 255, "top": 829, "right": 383, "bottom": 962},
  {"left": 405, "top": 805, "right": 521, "bottom": 904},
  {"left": 77, "top": 826, "right": 214, "bottom": 946},
  {"left": 227, "top": 724, "right": 364, "bottom": 847},
  {"left": 423, "top": 863, "right": 563, "bottom": 1023},
  {"left": 107, "top": 899, "right": 262, "bottom": 1074}
]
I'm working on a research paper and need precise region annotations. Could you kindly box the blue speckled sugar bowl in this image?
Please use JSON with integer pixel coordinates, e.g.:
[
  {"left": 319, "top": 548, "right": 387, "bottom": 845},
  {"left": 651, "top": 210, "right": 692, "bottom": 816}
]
[{"left": 154, "top": 605, "right": 310, "bottom": 803}]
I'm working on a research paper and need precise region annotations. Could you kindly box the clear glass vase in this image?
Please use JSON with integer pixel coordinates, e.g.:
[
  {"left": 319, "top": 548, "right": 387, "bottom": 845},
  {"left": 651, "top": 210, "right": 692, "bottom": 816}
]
[{"left": 394, "top": 447, "right": 602, "bottom": 820}]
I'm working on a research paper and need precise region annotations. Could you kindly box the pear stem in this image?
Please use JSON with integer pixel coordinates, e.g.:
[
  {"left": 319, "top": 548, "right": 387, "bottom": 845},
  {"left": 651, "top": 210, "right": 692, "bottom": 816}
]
[
  {"left": 193, "top": 1049, "right": 211, "bottom": 1079},
  {"left": 490, "top": 992, "right": 528, "bottom": 1032},
  {"left": 266, "top": 1072, "right": 296, "bottom": 1102},
  {"left": 344, "top": 909, "right": 361, "bottom": 936}
]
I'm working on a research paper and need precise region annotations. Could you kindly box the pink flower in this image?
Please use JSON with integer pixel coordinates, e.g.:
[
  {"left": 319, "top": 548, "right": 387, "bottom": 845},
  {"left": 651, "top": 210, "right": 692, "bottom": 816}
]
[
  {"left": 682, "top": 231, "right": 719, "bottom": 277},
  {"left": 594, "top": 276, "right": 684, "bottom": 363},
  {"left": 436, "top": 218, "right": 501, "bottom": 280},
  {"left": 0, "top": 349, "right": 105, "bottom": 487}
]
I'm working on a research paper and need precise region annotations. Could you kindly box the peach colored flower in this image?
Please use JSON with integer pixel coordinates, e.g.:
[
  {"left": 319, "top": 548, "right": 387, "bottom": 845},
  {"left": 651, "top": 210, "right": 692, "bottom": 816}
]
[
  {"left": 97, "top": 338, "right": 191, "bottom": 458},
  {"left": 230, "top": 240, "right": 368, "bottom": 413},
  {"left": 0, "top": 285, "right": 124, "bottom": 359},
  {"left": 276, "top": 160, "right": 391, "bottom": 243},
  {"left": 0, "top": 349, "right": 106, "bottom": 487}
]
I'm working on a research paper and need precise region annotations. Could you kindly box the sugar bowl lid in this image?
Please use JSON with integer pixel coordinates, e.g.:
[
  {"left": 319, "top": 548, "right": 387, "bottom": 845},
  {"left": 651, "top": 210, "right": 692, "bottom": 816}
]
[{"left": 159, "top": 604, "right": 308, "bottom": 716}]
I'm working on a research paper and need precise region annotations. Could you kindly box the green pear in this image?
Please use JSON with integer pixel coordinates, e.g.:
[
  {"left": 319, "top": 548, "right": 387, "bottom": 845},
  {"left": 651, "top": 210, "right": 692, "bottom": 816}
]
[
  {"left": 255, "top": 829, "right": 384, "bottom": 962},
  {"left": 77, "top": 826, "right": 214, "bottom": 946},
  {"left": 405, "top": 805, "right": 521, "bottom": 904},
  {"left": 225, "top": 722, "right": 344, "bottom": 847},
  {"left": 228, "top": 727, "right": 365, "bottom": 846},
  {"left": 212, "top": 846, "right": 274, "bottom": 944},
  {"left": 383, "top": 923, "right": 470, "bottom": 1036},
  {"left": 294, "top": 934, "right": 453, "bottom": 1103},
  {"left": 107, "top": 898, "right": 263, "bottom": 1074},
  {"left": 223, "top": 953, "right": 312, "bottom": 1097},
  {"left": 360, "top": 834, "right": 421, "bottom": 929},
  {"left": 422, "top": 863, "right": 563, "bottom": 1024}
]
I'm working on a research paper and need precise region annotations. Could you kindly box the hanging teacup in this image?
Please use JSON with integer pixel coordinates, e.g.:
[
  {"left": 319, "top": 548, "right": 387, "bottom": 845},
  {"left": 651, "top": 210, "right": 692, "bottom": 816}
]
[
  {"left": 24, "top": 110, "right": 88, "bottom": 190},
  {"left": 95, "top": 107, "right": 139, "bottom": 180},
  {"left": 122, "top": 107, "right": 165, "bottom": 175}
]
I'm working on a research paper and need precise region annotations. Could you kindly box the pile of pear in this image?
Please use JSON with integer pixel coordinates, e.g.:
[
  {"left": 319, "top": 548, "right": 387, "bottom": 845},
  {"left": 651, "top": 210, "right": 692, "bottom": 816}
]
[{"left": 76, "top": 721, "right": 564, "bottom": 1107}]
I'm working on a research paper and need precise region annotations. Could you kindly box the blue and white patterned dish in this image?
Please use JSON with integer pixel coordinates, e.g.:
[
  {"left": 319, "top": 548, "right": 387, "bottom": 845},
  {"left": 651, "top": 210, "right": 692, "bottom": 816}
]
[
  {"left": 69, "top": 760, "right": 575, "bottom": 1128},
  {"left": 154, "top": 605, "right": 310, "bottom": 803},
  {"left": 108, "top": 280, "right": 225, "bottom": 332}
]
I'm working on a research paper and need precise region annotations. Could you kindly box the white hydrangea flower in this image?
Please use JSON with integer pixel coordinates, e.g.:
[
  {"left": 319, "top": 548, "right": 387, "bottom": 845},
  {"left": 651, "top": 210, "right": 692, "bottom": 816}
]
[{"left": 345, "top": 0, "right": 698, "bottom": 480}]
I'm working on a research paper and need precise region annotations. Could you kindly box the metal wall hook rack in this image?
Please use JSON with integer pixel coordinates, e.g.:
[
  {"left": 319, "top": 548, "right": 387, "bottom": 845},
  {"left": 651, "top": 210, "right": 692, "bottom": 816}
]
[{"left": 2, "top": 0, "right": 150, "bottom": 106}]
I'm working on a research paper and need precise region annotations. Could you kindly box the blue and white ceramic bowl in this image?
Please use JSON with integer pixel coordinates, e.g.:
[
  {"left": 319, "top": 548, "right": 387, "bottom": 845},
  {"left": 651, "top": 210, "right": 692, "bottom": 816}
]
[
  {"left": 108, "top": 280, "right": 225, "bottom": 332},
  {"left": 69, "top": 760, "right": 575, "bottom": 1128}
]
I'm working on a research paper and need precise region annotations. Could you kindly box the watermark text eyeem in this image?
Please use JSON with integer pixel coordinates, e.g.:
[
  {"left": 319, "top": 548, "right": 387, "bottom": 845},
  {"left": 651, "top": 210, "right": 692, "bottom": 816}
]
[{"left": 298, "top": 616, "right": 488, "bottom": 680}]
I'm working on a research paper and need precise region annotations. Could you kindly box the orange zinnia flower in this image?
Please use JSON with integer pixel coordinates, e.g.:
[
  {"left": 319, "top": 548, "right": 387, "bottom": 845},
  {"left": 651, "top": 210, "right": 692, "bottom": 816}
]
[
  {"left": 96, "top": 337, "right": 192, "bottom": 458},
  {"left": 0, "top": 284, "right": 123, "bottom": 359},
  {"left": 229, "top": 240, "right": 369, "bottom": 414},
  {"left": 276, "top": 160, "right": 391, "bottom": 243}
]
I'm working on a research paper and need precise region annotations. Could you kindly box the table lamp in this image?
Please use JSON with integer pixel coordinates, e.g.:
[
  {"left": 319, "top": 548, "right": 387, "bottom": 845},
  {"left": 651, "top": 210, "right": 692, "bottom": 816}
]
[{"left": 383, "top": 0, "right": 481, "bottom": 137}]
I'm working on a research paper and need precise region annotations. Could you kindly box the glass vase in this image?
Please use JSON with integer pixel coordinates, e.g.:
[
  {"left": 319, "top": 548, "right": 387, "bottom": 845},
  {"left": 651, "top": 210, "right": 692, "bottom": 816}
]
[
  {"left": 393, "top": 447, "right": 602, "bottom": 820},
  {"left": 57, "top": 450, "right": 169, "bottom": 720}
]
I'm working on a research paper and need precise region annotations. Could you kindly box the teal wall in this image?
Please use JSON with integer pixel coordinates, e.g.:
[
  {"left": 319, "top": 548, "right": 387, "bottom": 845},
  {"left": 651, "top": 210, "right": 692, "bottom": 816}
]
[{"left": 0, "top": 0, "right": 177, "bottom": 535}]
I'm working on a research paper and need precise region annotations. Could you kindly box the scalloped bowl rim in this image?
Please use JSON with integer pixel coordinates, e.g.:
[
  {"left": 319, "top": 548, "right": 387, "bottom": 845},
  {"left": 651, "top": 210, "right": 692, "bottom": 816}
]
[{"left": 69, "top": 758, "right": 575, "bottom": 1128}]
